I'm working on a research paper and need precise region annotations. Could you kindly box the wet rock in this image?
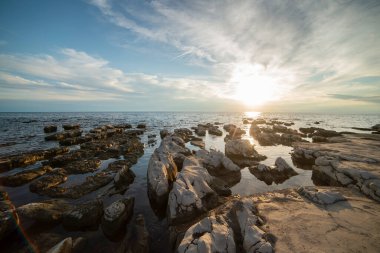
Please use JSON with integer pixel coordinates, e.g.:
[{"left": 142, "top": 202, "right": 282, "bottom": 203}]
[
  {"left": 45, "top": 130, "right": 82, "bottom": 141},
  {"left": 63, "top": 124, "right": 80, "bottom": 130},
  {"left": 225, "top": 139, "right": 266, "bottom": 167},
  {"left": 47, "top": 149, "right": 93, "bottom": 167},
  {"left": 243, "top": 119, "right": 249, "bottom": 124},
  {"left": 63, "top": 159, "right": 101, "bottom": 174},
  {"left": 312, "top": 136, "right": 328, "bottom": 143},
  {"left": 312, "top": 129, "right": 341, "bottom": 138},
  {"left": 174, "top": 128, "right": 193, "bottom": 142},
  {"left": 208, "top": 126, "right": 223, "bottom": 136},
  {"left": 299, "top": 127, "right": 319, "bottom": 134},
  {"left": 371, "top": 124, "right": 380, "bottom": 131},
  {"left": 29, "top": 170, "right": 68, "bottom": 194},
  {"left": 17, "top": 200, "right": 72, "bottom": 223},
  {"left": 160, "top": 129, "right": 169, "bottom": 139},
  {"left": 137, "top": 123, "right": 146, "bottom": 129},
  {"left": 117, "top": 214, "right": 149, "bottom": 253},
  {"left": 0, "top": 165, "right": 53, "bottom": 187},
  {"left": 0, "top": 191, "right": 19, "bottom": 240},
  {"left": 194, "top": 125, "right": 206, "bottom": 136},
  {"left": 0, "top": 147, "right": 69, "bottom": 172},
  {"left": 62, "top": 200, "right": 103, "bottom": 230},
  {"left": 101, "top": 197, "right": 134, "bottom": 238},
  {"left": 224, "top": 127, "right": 245, "bottom": 142},
  {"left": 314, "top": 121, "right": 320, "bottom": 124},
  {"left": 59, "top": 136, "right": 92, "bottom": 146},
  {"left": 107, "top": 164, "right": 136, "bottom": 195},
  {"left": 167, "top": 157, "right": 218, "bottom": 225},
  {"left": 147, "top": 136, "right": 191, "bottom": 207},
  {"left": 249, "top": 158, "right": 298, "bottom": 185},
  {"left": 190, "top": 140, "right": 205, "bottom": 149},
  {"left": 44, "top": 125, "right": 58, "bottom": 133},
  {"left": 223, "top": 124, "right": 237, "bottom": 132},
  {"left": 46, "top": 237, "right": 85, "bottom": 253},
  {"left": 280, "top": 133, "right": 304, "bottom": 146}
]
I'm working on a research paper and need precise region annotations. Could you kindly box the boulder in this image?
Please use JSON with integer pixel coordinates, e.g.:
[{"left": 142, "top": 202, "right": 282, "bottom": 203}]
[
  {"left": 190, "top": 140, "right": 205, "bottom": 149},
  {"left": 371, "top": 124, "right": 380, "bottom": 131},
  {"left": 194, "top": 125, "right": 206, "bottom": 136},
  {"left": 137, "top": 123, "right": 146, "bottom": 129},
  {"left": 208, "top": 126, "right": 223, "bottom": 136},
  {"left": 223, "top": 124, "right": 236, "bottom": 132},
  {"left": 160, "top": 129, "right": 169, "bottom": 139},
  {"left": 17, "top": 200, "right": 72, "bottom": 223},
  {"left": 101, "top": 198, "right": 134, "bottom": 238},
  {"left": 29, "top": 170, "right": 68, "bottom": 194},
  {"left": 117, "top": 214, "right": 149, "bottom": 253},
  {"left": 174, "top": 128, "right": 193, "bottom": 142},
  {"left": 62, "top": 124, "right": 80, "bottom": 130},
  {"left": 45, "top": 130, "right": 82, "bottom": 141}
]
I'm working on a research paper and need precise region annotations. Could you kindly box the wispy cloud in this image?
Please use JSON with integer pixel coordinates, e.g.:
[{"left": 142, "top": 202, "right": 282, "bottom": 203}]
[{"left": 89, "top": 0, "right": 380, "bottom": 110}]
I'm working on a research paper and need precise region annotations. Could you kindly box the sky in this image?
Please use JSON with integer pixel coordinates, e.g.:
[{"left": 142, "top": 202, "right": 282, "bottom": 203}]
[{"left": 0, "top": 0, "right": 379, "bottom": 113}]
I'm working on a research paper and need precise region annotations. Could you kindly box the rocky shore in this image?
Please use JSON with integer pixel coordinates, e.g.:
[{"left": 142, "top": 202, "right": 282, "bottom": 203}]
[{"left": 0, "top": 117, "right": 379, "bottom": 253}]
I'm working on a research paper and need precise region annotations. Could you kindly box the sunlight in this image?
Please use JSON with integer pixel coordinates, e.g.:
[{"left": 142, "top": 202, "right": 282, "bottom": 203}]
[{"left": 231, "top": 63, "right": 278, "bottom": 106}]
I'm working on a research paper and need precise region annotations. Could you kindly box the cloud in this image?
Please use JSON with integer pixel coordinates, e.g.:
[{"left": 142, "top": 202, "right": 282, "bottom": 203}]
[
  {"left": 89, "top": 0, "right": 380, "bottom": 110},
  {"left": 329, "top": 94, "right": 380, "bottom": 104}
]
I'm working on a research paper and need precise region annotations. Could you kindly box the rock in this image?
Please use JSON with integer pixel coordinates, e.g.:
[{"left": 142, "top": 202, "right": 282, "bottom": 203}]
[
  {"left": 194, "top": 125, "right": 206, "bottom": 136},
  {"left": 223, "top": 124, "right": 237, "bottom": 132},
  {"left": 0, "top": 165, "right": 53, "bottom": 186},
  {"left": 17, "top": 200, "right": 72, "bottom": 223},
  {"left": 62, "top": 200, "right": 103, "bottom": 230},
  {"left": 160, "top": 129, "right": 169, "bottom": 139},
  {"left": 101, "top": 197, "right": 134, "bottom": 238},
  {"left": 177, "top": 198, "right": 273, "bottom": 253},
  {"left": 190, "top": 140, "right": 205, "bottom": 149},
  {"left": 59, "top": 136, "right": 92, "bottom": 146},
  {"left": 299, "top": 127, "right": 318, "bottom": 134},
  {"left": 174, "top": 128, "right": 193, "bottom": 142},
  {"left": 243, "top": 119, "right": 249, "bottom": 124},
  {"left": 46, "top": 237, "right": 85, "bottom": 253},
  {"left": 0, "top": 191, "right": 19, "bottom": 240},
  {"left": 115, "top": 123, "right": 132, "bottom": 129},
  {"left": 137, "top": 123, "right": 146, "bottom": 129},
  {"left": 29, "top": 170, "right": 68, "bottom": 194},
  {"left": 45, "top": 130, "right": 82, "bottom": 141},
  {"left": 147, "top": 136, "right": 191, "bottom": 207},
  {"left": 44, "top": 125, "right": 58, "bottom": 133},
  {"left": 63, "top": 159, "right": 101, "bottom": 174},
  {"left": 225, "top": 139, "right": 266, "bottom": 167},
  {"left": 62, "top": 124, "right": 80, "bottom": 130},
  {"left": 108, "top": 165, "right": 136, "bottom": 195},
  {"left": 117, "top": 214, "right": 149, "bottom": 253},
  {"left": 312, "top": 129, "right": 341, "bottom": 137},
  {"left": 249, "top": 157, "right": 298, "bottom": 185},
  {"left": 224, "top": 127, "right": 245, "bottom": 141},
  {"left": 297, "top": 186, "right": 346, "bottom": 205},
  {"left": 167, "top": 157, "right": 218, "bottom": 225},
  {"left": 314, "top": 121, "right": 320, "bottom": 124},
  {"left": 371, "top": 124, "right": 380, "bottom": 131},
  {"left": 312, "top": 136, "right": 328, "bottom": 143},
  {"left": 280, "top": 133, "right": 304, "bottom": 146},
  {"left": 208, "top": 126, "right": 223, "bottom": 136}
]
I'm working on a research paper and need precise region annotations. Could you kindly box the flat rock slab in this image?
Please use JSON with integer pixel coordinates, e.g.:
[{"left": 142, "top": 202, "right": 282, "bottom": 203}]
[{"left": 253, "top": 187, "right": 380, "bottom": 253}]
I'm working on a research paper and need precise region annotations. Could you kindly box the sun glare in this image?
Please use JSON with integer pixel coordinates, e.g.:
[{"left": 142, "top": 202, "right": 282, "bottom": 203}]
[{"left": 231, "top": 63, "right": 278, "bottom": 106}]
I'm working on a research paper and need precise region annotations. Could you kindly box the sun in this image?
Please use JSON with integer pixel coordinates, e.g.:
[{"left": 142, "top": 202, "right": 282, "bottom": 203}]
[{"left": 231, "top": 63, "right": 278, "bottom": 106}]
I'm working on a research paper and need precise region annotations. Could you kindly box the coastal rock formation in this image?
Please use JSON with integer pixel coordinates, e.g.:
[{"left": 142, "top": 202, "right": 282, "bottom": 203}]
[
  {"left": 147, "top": 135, "right": 191, "bottom": 207},
  {"left": 45, "top": 129, "right": 82, "bottom": 141},
  {"left": 117, "top": 214, "right": 149, "bottom": 253},
  {"left": 249, "top": 157, "right": 298, "bottom": 185},
  {"left": 17, "top": 199, "right": 72, "bottom": 223},
  {"left": 0, "top": 165, "right": 53, "bottom": 186},
  {"left": 46, "top": 237, "right": 85, "bottom": 253},
  {"left": 62, "top": 124, "right": 80, "bottom": 130},
  {"left": 208, "top": 126, "right": 223, "bottom": 136},
  {"left": 63, "top": 159, "right": 101, "bottom": 174},
  {"left": 101, "top": 198, "right": 134, "bottom": 238},
  {"left": 0, "top": 191, "right": 19, "bottom": 240},
  {"left": 62, "top": 200, "right": 103, "bottom": 230},
  {"left": 174, "top": 128, "right": 193, "bottom": 142},
  {"left": 292, "top": 133, "right": 380, "bottom": 201},
  {"left": 225, "top": 139, "right": 266, "bottom": 167}
]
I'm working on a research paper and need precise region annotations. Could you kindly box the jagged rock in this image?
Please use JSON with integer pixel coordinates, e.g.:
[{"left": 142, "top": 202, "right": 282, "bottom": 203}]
[
  {"left": 167, "top": 157, "right": 218, "bottom": 225},
  {"left": 0, "top": 165, "right": 53, "bottom": 186},
  {"left": 29, "top": 170, "right": 68, "bottom": 194},
  {"left": 101, "top": 198, "right": 134, "bottom": 238},
  {"left": 107, "top": 164, "right": 136, "bottom": 195},
  {"left": 0, "top": 191, "right": 19, "bottom": 240},
  {"left": 17, "top": 200, "right": 72, "bottom": 223},
  {"left": 225, "top": 139, "right": 266, "bottom": 167},
  {"left": 174, "top": 128, "right": 193, "bottom": 142},
  {"left": 117, "top": 214, "right": 149, "bottom": 253},
  {"left": 62, "top": 124, "right": 80, "bottom": 130},
  {"left": 45, "top": 130, "right": 82, "bottom": 141},
  {"left": 63, "top": 159, "right": 101, "bottom": 174},
  {"left": 224, "top": 127, "right": 245, "bottom": 142},
  {"left": 147, "top": 136, "right": 191, "bottom": 206},
  {"left": 249, "top": 157, "right": 298, "bottom": 185},
  {"left": 62, "top": 200, "right": 103, "bottom": 230},
  {"left": 44, "top": 125, "right": 57, "bottom": 133}
]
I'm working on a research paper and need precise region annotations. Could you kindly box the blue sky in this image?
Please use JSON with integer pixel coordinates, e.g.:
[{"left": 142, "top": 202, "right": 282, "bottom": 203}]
[{"left": 0, "top": 0, "right": 379, "bottom": 112}]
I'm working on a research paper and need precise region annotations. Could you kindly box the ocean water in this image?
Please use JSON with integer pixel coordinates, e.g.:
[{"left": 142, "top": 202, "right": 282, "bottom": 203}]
[{"left": 0, "top": 112, "right": 379, "bottom": 252}]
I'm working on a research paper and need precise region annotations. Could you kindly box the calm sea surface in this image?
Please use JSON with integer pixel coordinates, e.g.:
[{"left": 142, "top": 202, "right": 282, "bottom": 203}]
[{"left": 0, "top": 112, "right": 379, "bottom": 252}]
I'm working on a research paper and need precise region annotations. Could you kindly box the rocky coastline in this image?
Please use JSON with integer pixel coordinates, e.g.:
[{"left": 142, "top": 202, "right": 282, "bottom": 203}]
[{"left": 0, "top": 118, "right": 379, "bottom": 252}]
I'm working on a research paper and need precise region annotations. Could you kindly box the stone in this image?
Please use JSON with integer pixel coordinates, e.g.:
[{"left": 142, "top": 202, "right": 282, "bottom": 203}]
[
  {"left": 297, "top": 186, "right": 346, "bottom": 205},
  {"left": 249, "top": 158, "right": 298, "bottom": 185},
  {"left": 160, "top": 129, "right": 170, "bottom": 139},
  {"left": 29, "top": 170, "right": 68, "bottom": 194},
  {"left": 194, "top": 125, "right": 206, "bottom": 136},
  {"left": 208, "top": 126, "right": 223, "bottom": 136},
  {"left": 46, "top": 237, "right": 73, "bottom": 253},
  {"left": 225, "top": 139, "right": 266, "bottom": 167},
  {"left": 0, "top": 165, "right": 53, "bottom": 186},
  {"left": 101, "top": 197, "right": 134, "bottom": 238},
  {"left": 45, "top": 130, "right": 82, "bottom": 141},
  {"left": 17, "top": 200, "right": 72, "bottom": 223},
  {"left": 223, "top": 124, "right": 237, "bottom": 132},
  {"left": 371, "top": 124, "right": 380, "bottom": 131},
  {"left": 137, "top": 123, "right": 146, "bottom": 129},
  {"left": 44, "top": 125, "right": 57, "bottom": 133},
  {"left": 63, "top": 159, "right": 101, "bottom": 174},
  {"left": 174, "top": 128, "right": 193, "bottom": 142},
  {"left": 117, "top": 214, "right": 149, "bottom": 253},
  {"left": 62, "top": 124, "right": 80, "bottom": 130},
  {"left": 62, "top": 200, "right": 103, "bottom": 230},
  {"left": 190, "top": 140, "right": 205, "bottom": 149}
]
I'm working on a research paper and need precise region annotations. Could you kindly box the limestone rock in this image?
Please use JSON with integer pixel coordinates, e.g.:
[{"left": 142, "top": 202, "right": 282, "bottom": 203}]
[
  {"left": 0, "top": 165, "right": 53, "bottom": 186},
  {"left": 17, "top": 200, "right": 72, "bottom": 223},
  {"left": 225, "top": 139, "right": 266, "bottom": 167}
]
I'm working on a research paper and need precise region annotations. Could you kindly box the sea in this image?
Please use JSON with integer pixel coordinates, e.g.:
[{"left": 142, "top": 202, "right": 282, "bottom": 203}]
[{"left": 0, "top": 112, "right": 379, "bottom": 252}]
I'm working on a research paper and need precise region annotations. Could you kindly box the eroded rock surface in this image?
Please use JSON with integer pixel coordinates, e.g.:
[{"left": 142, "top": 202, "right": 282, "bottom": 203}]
[
  {"left": 292, "top": 133, "right": 380, "bottom": 201},
  {"left": 0, "top": 165, "right": 53, "bottom": 186},
  {"left": 225, "top": 139, "right": 266, "bottom": 167}
]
